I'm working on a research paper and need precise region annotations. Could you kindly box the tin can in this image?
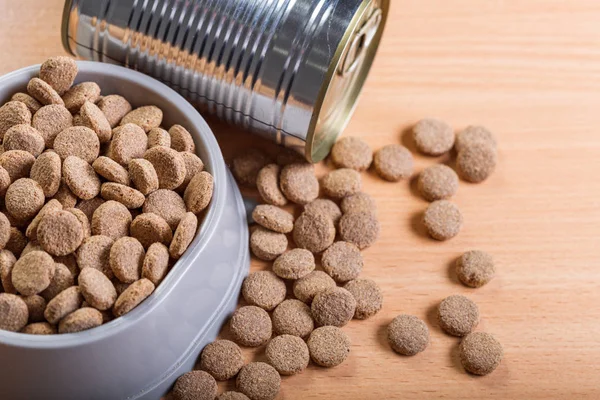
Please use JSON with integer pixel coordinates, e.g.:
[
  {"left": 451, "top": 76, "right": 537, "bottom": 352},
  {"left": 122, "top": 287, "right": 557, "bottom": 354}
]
[{"left": 62, "top": 0, "right": 388, "bottom": 162}]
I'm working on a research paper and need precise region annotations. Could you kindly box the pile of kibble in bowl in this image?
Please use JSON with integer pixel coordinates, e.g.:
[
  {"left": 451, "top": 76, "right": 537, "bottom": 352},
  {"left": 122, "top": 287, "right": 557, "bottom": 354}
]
[
  {"left": 169, "top": 121, "right": 502, "bottom": 400},
  {"left": 0, "top": 56, "right": 213, "bottom": 335}
]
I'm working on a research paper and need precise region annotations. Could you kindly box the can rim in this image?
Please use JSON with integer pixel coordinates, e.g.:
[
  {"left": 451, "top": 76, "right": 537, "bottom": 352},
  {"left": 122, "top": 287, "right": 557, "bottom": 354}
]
[{"left": 61, "top": 0, "right": 76, "bottom": 56}]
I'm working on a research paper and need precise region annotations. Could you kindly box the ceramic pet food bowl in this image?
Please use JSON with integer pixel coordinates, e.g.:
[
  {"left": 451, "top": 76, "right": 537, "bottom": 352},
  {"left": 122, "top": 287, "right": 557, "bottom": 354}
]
[{"left": 0, "top": 62, "right": 250, "bottom": 400}]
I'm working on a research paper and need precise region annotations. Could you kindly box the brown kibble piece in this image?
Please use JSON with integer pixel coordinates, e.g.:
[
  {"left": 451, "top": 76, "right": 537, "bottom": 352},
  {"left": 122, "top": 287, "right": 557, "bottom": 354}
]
[
  {"left": 26, "top": 199, "right": 62, "bottom": 241},
  {"left": 78, "top": 267, "right": 117, "bottom": 310},
  {"left": 27, "top": 78, "right": 64, "bottom": 106},
  {"left": 11, "top": 251, "right": 55, "bottom": 296},
  {"left": 44, "top": 286, "right": 83, "bottom": 324},
  {"left": 344, "top": 278, "right": 383, "bottom": 319},
  {"left": 0, "top": 150, "right": 35, "bottom": 181},
  {"left": 242, "top": 271, "right": 286, "bottom": 311},
  {"left": 293, "top": 211, "right": 335, "bottom": 253},
  {"left": 304, "top": 199, "right": 342, "bottom": 226},
  {"left": 387, "top": 314, "right": 429, "bottom": 356},
  {"left": 331, "top": 136, "right": 372, "bottom": 171},
  {"left": 110, "top": 237, "right": 145, "bottom": 283},
  {"left": 456, "top": 144, "right": 497, "bottom": 183},
  {"left": 101, "top": 183, "right": 145, "bottom": 209},
  {"left": 66, "top": 208, "right": 91, "bottom": 239},
  {"left": 97, "top": 95, "right": 132, "bottom": 128},
  {"left": 0, "top": 166, "right": 10, "bottom": 196},
  {"left": 21, "top": 294, "right": 47, "bottom": 323},
  {"left": 183, "top": 171, "right": 213, "bottom": 214},
  {"left": 438, "top": 294, "right": 480, "bottom": 337},
  {"left": 40, "top": 263, "right": 74, "bottom": 302},
  {"left": 169, "top": 212, "right": 197, "bottom": 259},
  {"left": 5, "top": 178, "right": 45, "bottom": 220},
  {"left": 422, "top": 200, "right": 463, "bottom": 241},
  {"left": 252, "top": 205, "right": 293, "bottom": 233},
  {"left": 31, "top": 151, "right": 62, "bottom": 197},
  {"left": 232, "top": 149, "right": 271, "bottom": 187},
  {"left": 307, "top": 326, "right": 350, "bottom": 368},
  {"left": 77, "top": 235, "right": 114, "bottom": 278},
  {"left": 63, "top": 156, "right": 101, "bottom": 200},
  {"left": 3, "top": 124, "right": 45, "bottom": 157},
  {"left": 169, "top": 124, "right": 195, "bottom": 152},
  {"left": 62, "top": 82, "right": 101, "bottom": 113},
  {"left": 418, "top": 164, "right": 459, "bottom": 201},
  {"left": 272, "top": 299, "right": 314, "bottom": 338},
  {"left": 456, "top": 250, "right": 495, "bottom": 288},
  {"left": 256, "top": 164, "right": 287, "bottom": 206},
  {"left": 11, "top": 93, "right": 42, "bottom": 114},
  {"left": 5, "top": 228, "right": 27, "bottom": 258},
  {"left": 141, "top": 242, "right": 169, "bottom": 285},
  {"left": 266, "top": 334, "right": 310, "bottom": 375},
  {"left": 373, "top": 144, "right": 414, "bottom": 181},
  {"left": 53, "top": 179, "right": 78, "bottom": 208},
  {"left": 0, "top": 213, "right": 10, "bottom": 248},
  {"left": 0, "top": 293, "right": 28, "bottom": 332},
  {"left": 113, "top": 278, "right": 155, "bottom": 316},
  {"left": 272, "top": 249, "right": 315, "bottom": 280},
  {"left": 200, "top": 340, "right": 245, "bottom": 381},
  {"left": 80, "top": 101, "right": 112, "bottom": 143},
  {"left": 129, "top": 158, "right": 159, "bottom": 195},
  {"left": 75, "top": 197, "right": 105, "bottom": 222},
  {"left": 293, "top": 271, "right": 336, "bottom": 304},
  {"left": 93, "top": 156, "right": 130, "bottom": 185},
  {"left": 0, "top": 101, "right": 32, "bottom": 140},
  {"left": 92, "top": 200, "right": 132, "bottom": 240},
  {"left": 279, "top": 163, "right": 319, "bottom": 205},
  {"left": 131, "top": 213, "right": 173, "bottom": 248},
  {"left": 459, "top": 332, "right": 504, "bottom": 375},
  {"left": 120, "top": 106, "right": 163, "bottom": 132},
  {"left": 37, "top": 210, "right": 84, "bottom": 256},
  {"left": 143, "top": 189, "right": 186, "bottom": 230},
  {"left": 54, "top": 126, "right": 100, "bottom": 163},
  {"left": 321, "top": 168, "right": 361, "bottom": 199},
  {"left": 455, "top": 126, "right": 497, "bottom": 153},
  {"left": 144, "top": 146, "right": 186, "bottom": 190},
  {"left": 311, "top": 287, "right": 356, "bottom": 327},
  {"left": 236, "top": 362, "right": 280, "bottom": 400},
  {"left": 322, "top": 241, "right": 363, "bottom": 283},
  {"left": 147, "top": 127, "right": 171, "bottom": 148},
  {"left": 32, "top": 105, "right": 73, "bottom": 148},
  {"left": 249, "top": 227, "right": 287, "bottom": 261},
  {"left": 413, "top": 118, "right": 455, "bottom": 156},
  {"left": 39, "top": 56, "right": 78, "bottom": 95},
  {"left": 178, "top": 152, "right": 204, "bottom": 191},
  {"left": 111, "top": 123, "right": 148, "bottom": 166},
  {"left": 173, "top": 370, "right": 217, "bottom": 400},
  {"left": 22, "top": 322, "right": 57, "bottom": 335},
  {"left": 338, "top": 211, "right": 380, "bottom": 250},
  {"left": 217, "top": 392, "right": 250, "bottom": 400},
  {"left": 58, "top": 307, "right": 103, "bottom": 333},
  {"left": 230, "top": 305, "right": 272, "bottom": 347}
]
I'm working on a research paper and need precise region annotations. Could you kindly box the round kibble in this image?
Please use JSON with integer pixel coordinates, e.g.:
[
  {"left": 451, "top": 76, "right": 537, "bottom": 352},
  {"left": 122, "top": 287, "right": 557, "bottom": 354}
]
[
  {"left": 232, "top": 149, "right": 271, "bottom": 187},
  {"left": 173, "top": 370, "right": 217, "bottom": 400},
  {"left": 62, "top": 82, "right": 101, "bottom": 113},
  {"left": 321, "top": 168, "right": 361, "bottom": 199},
  {"left": 27, "top": 78, "right": 64, "bottom": 106},
  {"left": 113, "top": 278, "right": 155, "bottom": 316},
  {"left": 236, "top": 362, "right": 280, "bottom": 400},
  {"left": 344, "top": 279, "right": 383, "bottom": 319},
  {"left": 272, "top": 299, "right": 314, "bottom": 338},
  {"left": 120, "top": 106, "right": 163, "bottom": 132},
  {"left": 5, "top": 178, "right": 45, "bottom": 221},
  {"left": 217, "top": 392, "right": 250, "bottom": 400},
  {"left": 80, "top": 101, "right": 112, "bottom": 143},
  {"left": 169, "top": 124, "right": 195, "bottom": 153},
  {"left": 387, "top": 314, "right": 429, "bottom": 356},
  {"left": 322, "top": 241, "right": 363, "bottom": 283},
  {"left": 438, "top": 294, "right": 480, "bottom": 337},
  {"left": 5, "top": 228, "right": 27, "bottom": 257},
  {"left": 92, "top": 156, "right": 130, "bottom": 185},
  {"left": 53, "top": 179, "right": 78, "bottom": 208},
  {"left": 39, "top": 56, "right": 78, "bottom": 95},
  {"left": 67, "top": 207, "right": 91, "bottom": 239},
  {"left": 249, "top": 227, "right": 287, "bottom": 261},
  {"left": 30, "top": 151, "right": 62, "bottom": 197},
  {"left": 0, "top": 166, "right": 10, "bottom": 196},
  {"left": 0, "top": 250, "right": 17, "bottom": 294},
  {"left": 279, "top": 163, "right": 319, "bottom": 205},
  {"left": 63, "top": 156, "right": 101, "bottom": 200},
  {"left": 293, "top": 211, "right": 335, "bottom": 253},
  {"left": 21, "top": 294, "right": 46, "bottom": 323},
  {"left": 3, "top": 124, "right": 45, "bottom": 157},
  {"left": 307, "top": 326, "right": 350, "bottom": 368},
  {"left": 331, "top": 136, "right": 372, "bottom": 171},
  {"left": 58, "top": 307, "right": 103, "bottom": 333},
  {"left": 76, "top": 197, "right": 105, "bottom": 222},
  {"left": 184, "top": 171, "right": 213, "bottom": 214},
  {"left": 230, "top": 305, "right": 272, "bottom": 347},
  {"left": 129, "top": 158, "right": 159, "bottom": 195},
  {"left": 242, "top": 271, "right": 286, "bottom": 311},
  {"left": 141, "top": 242, "right": 169, "bottom": 285},
  {"left": 455, "top": 125, "right": 497, "bottom": 153},
  {"left": 40, "top": 262, "right": 74, "bottom": 302},
  {"left": 144, "top": 146, "right": 186, "bottom": 190},
  {"left": 32, "top": 104, "right": 72, "bottom": 148},
  {"left": 293, "top": 271, "right": 336, "bottom": 304},
  {"left": 44, "top": 286, "right": 83, "bottom": 324},
  {"left": 418, "top": 164, "right": 459, "bottom": 201},
  {"left": 143, "top": 189, "right": 186, "bottom": 230},
  {"left": 37, "top": 210, "right": 84, "bottom": 256},
  {"left": 266, "top": 334, "right": 310, "bottom": 375},
  {"left": 272, "top": 249, "right": 315, "bottom": 280},
  {"left": 413, "top": 118, "right": 455, "bottom": 156},
  {"left": 456, "top": 144, "right": 497, "bottom": 183},
  {"left": 11, "top": 250, "right": 56, "bottom": 296},
  {"left": 11, "top": 93, "right": 42, "bottom": 114},
  {"left": 169, "top": 212, "right": 197, "bottom": 259},
  {"left": 0, "top": 293, "right": 29, "bottom": 332},
  {"left": 422, "top": 200, "right": 463, "bottom": 241},
  {"left": 54, "top": 126, "right": 100, "bottom": 163},
  {"left": 97, "top": 95, "right": 132, "bottom": 128},
  {"left": 101, "top": 183, "right": 145, "bottom": 209},
  {"left": 131, "top": 213, "right": 173, "bottom": 249},
  {"left": 0, "top": 212, "right": 10, "bottom": 248},
  {"left": 110, "top": 237, "right": 145, "bottom": 283},
  {"left": 338, "top": 212, "right": 380, "bottom": 250},
  {"left": 0, "top": 150, "right": 35, "bottom": 181},
  {"left": 256, "top": 164, "right": 287, "bottom": 206},
  {"left": 0, "top": 101, "right": 32, "bottom": 140},
  {"left": 373, "top": 144, "right": 414, "bottom": 181},
  {"left": 456, "top": 250, "right": 495, "bottom": 288},
  {"left": 252, "top": 205, "right": 293, "bottom": 233},
  {"left": 311, "top": 287, "right": 356, "bottom": 327},
  {"left": 110, "top": 123, "right": 148, "bottom": 166},
  {"left": 92, "top": 200, "right": 132, "bottom": 240},
  {"left": 178, "top": 152, "right": 204, "bottom": 191},
  {"left": 78, "top": 267, "right": 117, "bottom": 310},
  {"left": 304, "top": 199, "right": 342, "bottom": 226},
  {"left": 147, "top": 127, "right": 171, "bottom": 148},
  {"left": 22, "top": 322, "right": 57, "bottom": 335},
  {"left": 459, "top": 332, "right": 504, "bottom": 375},
  {"left": 200, "top": 339, "right": 245, "bottom": 381}
]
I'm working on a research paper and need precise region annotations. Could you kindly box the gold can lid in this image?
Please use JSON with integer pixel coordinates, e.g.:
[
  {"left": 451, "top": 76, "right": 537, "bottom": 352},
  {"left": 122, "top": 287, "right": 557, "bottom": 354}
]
[{"left": 306, "top": 0, "right": 389, "bottom": 162}]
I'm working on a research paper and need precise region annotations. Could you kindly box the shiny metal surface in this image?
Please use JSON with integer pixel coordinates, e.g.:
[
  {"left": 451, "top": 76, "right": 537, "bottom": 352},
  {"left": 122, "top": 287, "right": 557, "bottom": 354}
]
[{"left": 63, "top": 0, "right": 388, "bottom": 162}]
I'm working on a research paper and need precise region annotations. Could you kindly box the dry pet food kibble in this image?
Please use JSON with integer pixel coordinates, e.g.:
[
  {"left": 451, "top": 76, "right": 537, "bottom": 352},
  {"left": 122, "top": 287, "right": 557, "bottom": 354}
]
[
  {"left": 0, "top": 150, "right": 35, "bottom": 181},
  {"left": 40, "top": 263, "right": 74, "bottom": 301},
  {"left": 173, "top": 370, "right": 217, "bottom": 400},
  {"left": 321, "top": 168, "right": 361, "bottom": 199},
  {"left": 293, "top": 211, "right": 335, "bottom": 253},
  {"left": 111, "top": 124, "right": 148, "bottom": 166},
  {"left": 62, "top": 82, "right": 101, "bottom": 113},
  {"left": 5, "top": 178, "right": 45, "bottom": 220},
  {"left": 418, "top": 164, "right": 459, "bottom": 201},
  {"left": 3, "top": 124, "right": 45, "bottom": 157},
  {"left": 44, "top": 286, "right": 83, "bottom": 324},
  {"left": 307, "top": 326, "right": 350, "bottom": 368},
  {"left": 113, "top": 278, "right": 155, "bottom": 317},
  {"left": 304, "top": 199, "right": 342, "bottom": 226},
  {"left": 272, "top": 299, "right": 314, "bottom": 338},
  {"left": 58, "top": 307, "right": 103, "bottom": 333},
  {"left": 79, "top": 101, "right": 112, "bottom": 143},
  {"left": 242, "top": 271, "right": 286, "bottom": 311},
  {"left": 252, "top": 205, "right": 293, "bottom": 233},
  {"left": 256, "top": 164, "right": 287, "bottom": 206},
  {"left": 331, "top": 136, "right": 372, "bottom": 171},
  {"left": 78, "top": 267, "right": 117, "bottom": 310},
  {"left": 0, "top": 101, "right": 32, "bottom": 139},
  {"left": 92, "top": 156, "right": 130, "bottom": 185},
  {"left": 21, "top": 294, "right": 46, "bottom": 322},
  {"left": 456, "top": 144, "right": 497, "bottom": 183},
  {"left": 169, "top": 124, "right": 195, "bottom": 153},
  {"left": 120, "top": 105, "right": 163, "bottom": 132},
  {"left": 11, "top": 251, "right": 55, "bottom": 296},
  {"left": 30, "top": 151, "right": 61, "bottom": 197},
  {"left": 387, "top": 314, "right": 429, "bottom": 356},
  {"left": 0, "top": 293, "right": 28, "bottom": 332},
  {"left": 266, "top": 334, "right": 310, "bottom": 375},
  {"left": 456, "top": 250, "right": 495, "bottom": 288},
  {"left": 280, "top": 163, "right": 319, "bottom": 205},
  {"left": 293, "top": 270, "right": 336, "bottom": 304},
  {"left": 39, "top": 56, "right": 77, "bottom": 95},
  {"left": 230, "top": 305, "right": 272, "bottom": 347},
  {"left": 373, "top": 144, "right": 414, "bottom": 181},
  {"left": 340, "top": 192, "right": 376, "bottom": 215},
  {"left": 232, "top": 148, "right": 271, "bottom": 188},
  {"left": 236, "top": 362, "right": 281, "bottom": 400},
  {"left": 311, "top": 287, "right": 357, "bottom": 327},
  {"left": 412, "top": 118, "right": 455, "bottom": 156},
  {"left": 200, "top": 339, "right": 245, "bottom": 381},
  {"left": 22, "top": 322, "right": 57, "bottom": 335},
  {"left": 147, "top": 127, "right": 171, "bottom": 148},
  {"left": 97, "top": 95, "right": 132, "bottom": 128},
  {"left": 110, "top": 237, "right": 145, "bottom": 283},
  {"left": 455, "top": 126, "right": 497, "bottom": 153},
  {"left": 128, "top": 158, "right": 159, "bottom": 195},
  {"left": 11, "top": 93, "right": 41, "bottom": 114},
  {"left": 77, "top": 235, "right": 114, "bottom": 278},
  {"left": 141, "top": 242, "right": 169, "bottom": 285},
  {"left": 183, "top": 171, "right": 214, "bottom": 214},
  {"left": 144, "top": 146, "right": 186, "bottom": 190},
  {"left": 438, "top": 294, "right": 480, "bottom": 337},
  {"left": 422, "top": 200, "right": 463, "bottom": 241},
  {"left": 322, "top": 241, "right": 363, "bottom": 283},
  {"left": 143, "top": 189, "right": 186, "bottom": 230},
  {"left": 130, "top": 213, "right": 172, "bottom": 249},
  {"left": 32, "top": 105, "right": 72, "bottom": 148},
  {"left": 249, "top": 227, "right": 287, "bottom": 261},
  {"left": 27, "top": 78, "right": 64, "bottom": 106},
  {"left": 459, "top": 331, "right": 503, "bottom": 375},
  {"left": 37, "top": 210, "right": 84, "bottom": 256},
  {"left": 272, "top": 248, "right": 315, "bottom": 280},
  {"left": 92, "top": 200, "right": 132, "bottom": 240},
  {"left": 343, "top": 278, "right": 383, "bottom": 319},
  {"left": 338, "top": 211, "right": 380, "bottom": 250},
  {"left": 101, "top": 183, "right": 145, "bottom": 209},
  {"left": 63, "top": 156, "right": 101, "bottom": 200}
]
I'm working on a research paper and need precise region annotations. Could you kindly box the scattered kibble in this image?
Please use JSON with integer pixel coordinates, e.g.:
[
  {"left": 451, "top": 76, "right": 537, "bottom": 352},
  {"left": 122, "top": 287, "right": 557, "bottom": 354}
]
[
  {"left": 200, "top": 339, "right": 245, "bottom": 381},
  {"left": 387, "top": 314, "right": 429, "bottom": 356},
  {"left": 330, "top": 136, "right": 372, "bottom": 171},
  {"left": 272, "top": 248, "right": 315, "bottom": 280},
  {"left": 280, "top": 163, "right": 319, "bottom": 205},
  {"left": 271, "top": 299, "right": 314, "bottom": 338},
  {"left": 236, "top": 362, "right": 281, "bottom": 400},
  {"left": 292, "top": 270, "right": 337, "bottom": 304},
  {"left": 249, "top": 227, "right": 288, "bottom": 261},
  {"left": 422, "top": 200, "right": 463, "bottom": 241},
  {"left": 230, "top": 305, "right": 272, "bottom": 347},
  {"left": 266, "top": 334, "right": 310, "bottom": 375},
  {"left": 173, "top": 370, "right": 217, "bottom": 400},
  {"left": 292, "top": 211, "right": 335, "bottom": 253},
  {"left": 321, "top": 168, "right": 361, "bottom": 199},
  {"left": 338, "top": 211, "right": 380, "bottom": 250},
  {"left": 307, "top": 326, "right": 350, "bottom": 368},
  {"left": 252, "top": 204, "right": 294, "bottom": 233},
  {"left": 373, "top": 144, "right": 414, "bottom": 181},
  {"left": 459, "top": 332, "right": 503, "bottom": 375},
  {"left": 311, "top": 287, "right": 356, "bottom": 327},
  {"left": 242, "top": 271, "right": 286, "bottom": 311},
  {"left": 343, "top": 278, "right": 383, "bottom": 319},
  {"left": 256, "top": 164, "right": 287, "bottom": 206},
  {"left": 412, "top": 118, "right": 455, "bottom": 156},
  {"left": 340, "top": 192, "right": 376, "bottom": 215},
  {"left": 321, "top": 241, "right": 363, "bottom": 283},
  {"left": 455, "top": 126, "right": 497, "bottom": 153},
  {"left": 303, "top": 198, "right": 342, "bottom": 226},
  {"left": 456, "top": 250, "right": 495, "bottom": 288},
  {"left": 438, "top": 294, "right": 480, "bottom": 337},
  {"left": 418, "top": 164, "right": 459, "bottom": 201},
  {"left": 456, "top": 144, "right": 497, "bottom": 183}
]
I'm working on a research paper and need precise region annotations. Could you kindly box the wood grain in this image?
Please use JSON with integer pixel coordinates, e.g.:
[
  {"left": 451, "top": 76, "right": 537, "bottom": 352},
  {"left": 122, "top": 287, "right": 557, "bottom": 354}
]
[{"left": 2, "top": 0, "right": 600, "bottom": 398}]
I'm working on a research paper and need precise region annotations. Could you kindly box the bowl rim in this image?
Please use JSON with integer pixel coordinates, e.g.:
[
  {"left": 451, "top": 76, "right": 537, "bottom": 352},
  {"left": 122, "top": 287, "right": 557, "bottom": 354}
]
[{"left": 0, "top": 61, "right": 227, "bottom": 348}]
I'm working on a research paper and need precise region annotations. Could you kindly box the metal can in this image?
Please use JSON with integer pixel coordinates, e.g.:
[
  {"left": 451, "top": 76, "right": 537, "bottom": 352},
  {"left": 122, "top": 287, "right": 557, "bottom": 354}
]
[{"left": 62, "top": 0, "right": 388, "bottom": 162}]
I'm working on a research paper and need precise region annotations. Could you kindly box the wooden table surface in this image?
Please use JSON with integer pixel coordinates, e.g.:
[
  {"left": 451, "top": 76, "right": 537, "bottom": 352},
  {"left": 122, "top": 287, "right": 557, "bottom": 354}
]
[{"left": 2, "top": 1, "right": 600, "bottom": 399}]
